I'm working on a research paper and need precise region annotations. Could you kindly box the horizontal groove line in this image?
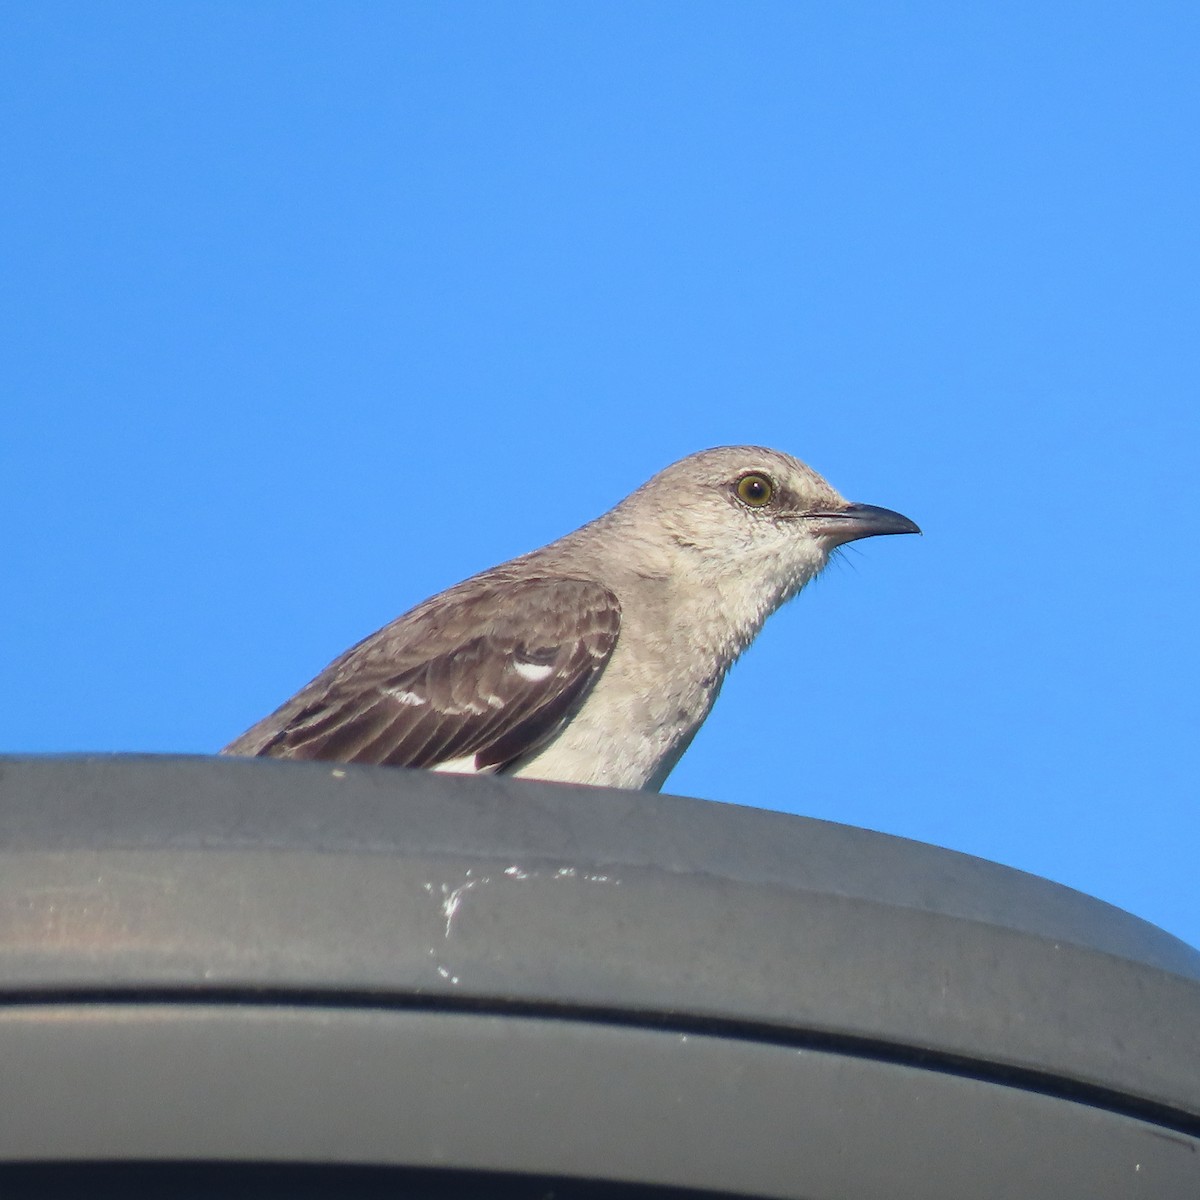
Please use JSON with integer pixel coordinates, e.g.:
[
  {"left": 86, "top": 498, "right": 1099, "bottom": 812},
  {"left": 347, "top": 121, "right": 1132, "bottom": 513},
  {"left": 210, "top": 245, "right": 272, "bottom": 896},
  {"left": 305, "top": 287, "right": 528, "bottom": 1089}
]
[{"left": 1, "top": 985, "right": 1198, "bottom": 1140}]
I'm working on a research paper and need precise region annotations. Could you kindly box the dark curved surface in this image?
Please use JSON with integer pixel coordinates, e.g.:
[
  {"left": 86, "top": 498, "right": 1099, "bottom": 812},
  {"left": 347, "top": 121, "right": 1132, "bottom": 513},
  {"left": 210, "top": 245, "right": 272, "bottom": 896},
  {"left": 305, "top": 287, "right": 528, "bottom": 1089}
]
[{"left": 0, "top": 755, "right": 1198, "bottom": 1198}]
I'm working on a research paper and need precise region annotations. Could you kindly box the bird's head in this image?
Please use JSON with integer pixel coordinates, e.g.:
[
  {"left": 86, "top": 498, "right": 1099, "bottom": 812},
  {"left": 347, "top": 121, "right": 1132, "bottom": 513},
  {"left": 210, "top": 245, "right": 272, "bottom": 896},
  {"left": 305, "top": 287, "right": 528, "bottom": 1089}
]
[{"left": 611, "top": 445, "right": 920, "bottom": 608}]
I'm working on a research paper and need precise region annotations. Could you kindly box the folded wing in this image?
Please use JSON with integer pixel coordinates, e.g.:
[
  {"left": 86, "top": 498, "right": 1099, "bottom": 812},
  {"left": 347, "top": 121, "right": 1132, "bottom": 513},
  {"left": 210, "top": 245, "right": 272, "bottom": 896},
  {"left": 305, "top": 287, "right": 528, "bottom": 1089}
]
[{"left": 222, "top": 575, "right": 621, "bottom": 772}]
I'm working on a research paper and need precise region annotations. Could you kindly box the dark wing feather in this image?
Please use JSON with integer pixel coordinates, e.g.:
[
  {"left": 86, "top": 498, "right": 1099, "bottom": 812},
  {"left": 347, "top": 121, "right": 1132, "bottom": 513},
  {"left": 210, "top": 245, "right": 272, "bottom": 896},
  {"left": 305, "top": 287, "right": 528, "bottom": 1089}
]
[{"left": 223, "top": 575, "right": 621, "bottom": 772}]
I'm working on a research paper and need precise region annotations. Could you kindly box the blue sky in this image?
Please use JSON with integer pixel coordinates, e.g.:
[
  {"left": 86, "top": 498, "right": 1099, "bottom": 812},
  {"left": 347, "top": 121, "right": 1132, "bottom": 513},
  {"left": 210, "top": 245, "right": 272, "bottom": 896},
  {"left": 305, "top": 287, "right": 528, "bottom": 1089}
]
[{"left": 4, "top": 3, "right": 1197, "bottom": 948}]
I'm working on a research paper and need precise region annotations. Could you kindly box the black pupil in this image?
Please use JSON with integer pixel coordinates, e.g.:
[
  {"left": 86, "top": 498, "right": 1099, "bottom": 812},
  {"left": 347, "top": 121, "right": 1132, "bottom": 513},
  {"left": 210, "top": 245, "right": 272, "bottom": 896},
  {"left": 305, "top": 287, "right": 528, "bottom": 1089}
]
[{"left": 744, "top": 478, "right": 766, "bottom": 500}]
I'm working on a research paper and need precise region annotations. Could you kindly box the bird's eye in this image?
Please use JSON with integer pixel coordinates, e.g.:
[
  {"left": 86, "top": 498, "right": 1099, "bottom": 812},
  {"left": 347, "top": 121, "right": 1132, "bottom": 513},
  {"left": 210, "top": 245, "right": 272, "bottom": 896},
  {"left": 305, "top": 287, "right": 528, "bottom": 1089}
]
[{"left": 735, "top": 473, "right": 775, "bottom": 508}]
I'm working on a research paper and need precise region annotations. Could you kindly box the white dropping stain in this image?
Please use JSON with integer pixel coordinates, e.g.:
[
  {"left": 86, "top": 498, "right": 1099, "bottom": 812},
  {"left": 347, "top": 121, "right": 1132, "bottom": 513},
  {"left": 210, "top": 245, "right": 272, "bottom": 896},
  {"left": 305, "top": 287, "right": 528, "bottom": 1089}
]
[
  {"left": 513, "top": 660, "right": 554, "bottom": 682},
  {"left": 496, "top": 865, "right": 619, "bottom": 886},
  {"left": 435, "top": 965, "right": 461, "bottom": 985},
  {"left": 330, "top": 769, "right": 346, "bottom": 779},
  {"left": 440, "top": 871, "right": 491, "bottom": 937},
  {"left": 432, "top": 863, "right": 620, "bottom": 950}
]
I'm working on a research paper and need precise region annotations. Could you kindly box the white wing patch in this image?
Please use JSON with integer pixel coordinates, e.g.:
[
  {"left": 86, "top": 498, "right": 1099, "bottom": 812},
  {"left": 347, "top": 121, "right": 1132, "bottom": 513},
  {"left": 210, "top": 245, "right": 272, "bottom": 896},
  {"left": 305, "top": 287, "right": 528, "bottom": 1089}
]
[
  {"left": 513, "top": 659, "right": 554, "bottom": 682},
  {"left": 431, "top": 754, "right": 493, "bottom": 776},
  {"left": 384, "top": 687, "right": 427, "bottom": 707}
]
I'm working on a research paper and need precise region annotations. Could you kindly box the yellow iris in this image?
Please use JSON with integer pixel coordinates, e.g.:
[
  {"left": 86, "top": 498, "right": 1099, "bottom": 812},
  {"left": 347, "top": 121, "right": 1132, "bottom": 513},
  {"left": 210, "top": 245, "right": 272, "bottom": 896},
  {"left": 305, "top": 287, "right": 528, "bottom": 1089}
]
[{"left": 735, "top": 473, "right": 774, "bottom": 507}]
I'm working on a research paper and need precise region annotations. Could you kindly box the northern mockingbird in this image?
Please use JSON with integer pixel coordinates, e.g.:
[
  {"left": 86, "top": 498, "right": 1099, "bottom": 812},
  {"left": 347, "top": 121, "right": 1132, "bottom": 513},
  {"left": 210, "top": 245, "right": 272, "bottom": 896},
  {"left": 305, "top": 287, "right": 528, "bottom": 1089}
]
[{"left": 223, "top": 446, "right": 918, "bottom": 789}]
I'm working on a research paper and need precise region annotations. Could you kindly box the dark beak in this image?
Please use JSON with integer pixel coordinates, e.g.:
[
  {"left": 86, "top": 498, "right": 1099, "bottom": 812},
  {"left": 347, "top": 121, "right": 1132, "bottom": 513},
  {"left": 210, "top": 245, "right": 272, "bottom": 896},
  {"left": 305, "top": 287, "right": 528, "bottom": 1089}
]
[{"left": 808, "top": 502, "right": 921, "bottom": 545}]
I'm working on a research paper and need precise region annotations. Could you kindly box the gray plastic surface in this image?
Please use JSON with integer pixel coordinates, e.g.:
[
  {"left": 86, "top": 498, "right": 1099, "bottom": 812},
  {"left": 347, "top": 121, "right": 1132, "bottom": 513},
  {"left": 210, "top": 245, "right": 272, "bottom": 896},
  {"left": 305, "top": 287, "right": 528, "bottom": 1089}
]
[{"left": 1, "top": 755, "right": 1198, "bottom": 1198}]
